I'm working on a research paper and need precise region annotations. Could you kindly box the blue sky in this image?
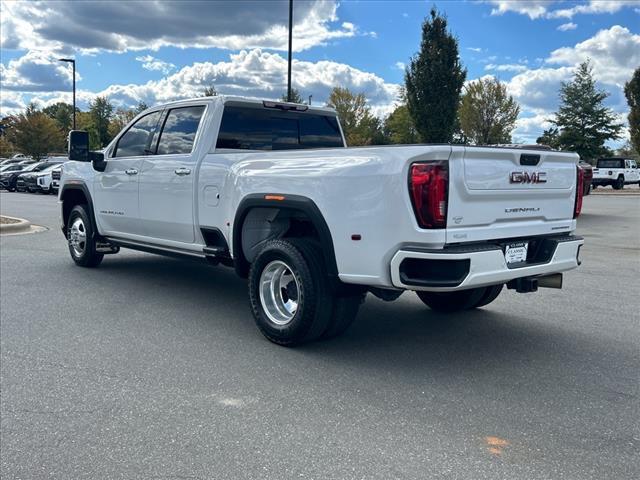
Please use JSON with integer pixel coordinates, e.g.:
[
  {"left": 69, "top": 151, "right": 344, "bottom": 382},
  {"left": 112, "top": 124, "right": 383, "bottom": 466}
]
[{"left": 1, "top": 0, "right": 638, "bottom": 144}]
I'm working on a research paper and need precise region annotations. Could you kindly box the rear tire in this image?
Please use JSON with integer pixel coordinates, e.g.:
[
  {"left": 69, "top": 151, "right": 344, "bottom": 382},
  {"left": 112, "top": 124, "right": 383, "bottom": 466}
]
[
  {"left": 613, "top": 176, "right": 624, "bottom": 190},
  {"left": 416, "top": 287, "right": 487, "bottom": 313},
  {"left": 248, "top": 239, "right": 333, "bottom": 346},
  {"left": 473, "top": 284, "right": 503, "bottom": 308},
  {"left": 321, "top": 291, "right": 366, "bottom": 339},
  {"left": 67, "top": 204, "right": 103, "bottom": 268}
]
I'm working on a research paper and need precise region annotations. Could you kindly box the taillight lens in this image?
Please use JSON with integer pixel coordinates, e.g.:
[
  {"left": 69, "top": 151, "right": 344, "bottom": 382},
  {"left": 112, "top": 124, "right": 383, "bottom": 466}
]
[
  {"left": 409, "top": 161, "right": 448, "bottom": 229},
  {"left": 574, "top": 165, "right": 584, "bottom": 219}
]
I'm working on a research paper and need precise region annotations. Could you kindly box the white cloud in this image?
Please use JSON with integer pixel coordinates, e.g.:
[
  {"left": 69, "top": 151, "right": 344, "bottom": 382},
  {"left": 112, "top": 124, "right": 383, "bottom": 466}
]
[
  {"left": 487, "top": 0, "right": 638, "bottom": 20},
  {"left": 546, "top": 25, "right": 640, "bottom": 86},
  {"left": 557, "top": 22, "right": 577, "bottom": 32},
  {"left": 0, "top": 0, "right": 357, "bottom": 53},
  {"left": 5, "top": 49, "right": 400, "bottom": 118},
  {"left": 395, "top": 61, "right": 406, "bottom": 70},
  {"left": 0, "top": 50, "right": 75, "bottom": 92},
  {"left": 485, "top": 63, "right": 529, "bottom": 73},
  {"left": 467, "top": 47, "right": 483, "bottom": 52},
  {"left": 487, "top": 1, "right": 554, "bottom": 19},
  {"left": 547, "top": 0, "right": 639, "bottom": 19},
  {"left": 135, "top": 55, "right": 175, "bottom": 74}
]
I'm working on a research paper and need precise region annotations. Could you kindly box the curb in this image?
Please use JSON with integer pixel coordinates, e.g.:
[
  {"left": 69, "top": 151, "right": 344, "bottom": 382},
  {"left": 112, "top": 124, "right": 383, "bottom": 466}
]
[{"left": 0, "top": 215, "right": 32, "bottom": 234}]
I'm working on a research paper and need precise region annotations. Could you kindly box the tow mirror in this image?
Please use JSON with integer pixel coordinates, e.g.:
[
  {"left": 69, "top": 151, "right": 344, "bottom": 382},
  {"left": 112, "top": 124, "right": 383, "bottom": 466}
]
[{"left": 68, "top": 130, "right": 89, "bottom": 162}]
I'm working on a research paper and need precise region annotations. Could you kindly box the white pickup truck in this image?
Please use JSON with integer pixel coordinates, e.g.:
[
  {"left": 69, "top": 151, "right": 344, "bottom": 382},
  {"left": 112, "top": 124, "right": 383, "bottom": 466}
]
[
  {"left": 592, "top": 157, "right": 640, "bottom": 190},
  {"left": 60, "top": 96, "right": 584, "bottom": 346}
]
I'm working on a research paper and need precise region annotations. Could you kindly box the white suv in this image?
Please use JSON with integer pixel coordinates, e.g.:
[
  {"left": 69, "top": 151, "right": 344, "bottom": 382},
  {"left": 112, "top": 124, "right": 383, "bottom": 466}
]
[{"left": 592, "top": 157, "right": 640, "bottom": 190}]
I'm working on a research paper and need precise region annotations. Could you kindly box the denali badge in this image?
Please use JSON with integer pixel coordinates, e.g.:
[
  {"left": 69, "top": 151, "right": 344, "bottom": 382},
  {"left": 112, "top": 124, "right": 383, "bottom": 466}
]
[{"left": 509, "top": 171, "right": 547, "bottom": 184}]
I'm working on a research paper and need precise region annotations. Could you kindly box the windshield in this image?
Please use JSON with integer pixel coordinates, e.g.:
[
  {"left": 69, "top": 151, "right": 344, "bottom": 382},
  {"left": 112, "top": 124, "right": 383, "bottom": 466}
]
[{"left": 597, "top": 159, "right": 624, "bottom": 169}]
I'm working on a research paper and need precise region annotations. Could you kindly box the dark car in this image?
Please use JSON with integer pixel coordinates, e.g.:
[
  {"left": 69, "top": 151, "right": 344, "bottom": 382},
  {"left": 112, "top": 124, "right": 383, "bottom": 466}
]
[
  {"left": 1, "top": 161, "right": 60, "bottom": 192},
  {"left": 578, "top": 161, "right": 593, "bottom": 196}
]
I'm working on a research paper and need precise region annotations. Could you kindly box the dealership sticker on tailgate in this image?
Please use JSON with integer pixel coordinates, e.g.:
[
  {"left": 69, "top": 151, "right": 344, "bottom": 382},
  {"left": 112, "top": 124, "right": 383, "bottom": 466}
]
[{"left": 505, "top": 242, "right": 528, "bottom": 265}]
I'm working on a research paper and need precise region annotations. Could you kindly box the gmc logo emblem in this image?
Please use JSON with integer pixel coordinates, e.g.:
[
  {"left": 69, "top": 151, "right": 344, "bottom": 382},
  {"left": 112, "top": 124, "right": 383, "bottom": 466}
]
[{"left": 510, "top": 171, "right": 547, "bottom": 184}]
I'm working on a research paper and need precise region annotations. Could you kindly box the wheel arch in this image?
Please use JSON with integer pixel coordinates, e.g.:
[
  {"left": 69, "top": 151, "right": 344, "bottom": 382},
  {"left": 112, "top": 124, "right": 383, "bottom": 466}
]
[
  {"left": 60, "top": 183, "right": 98, "bottom": 237},
  {"left": 232, "top": 193, "right": 339, "bottom": 280}
]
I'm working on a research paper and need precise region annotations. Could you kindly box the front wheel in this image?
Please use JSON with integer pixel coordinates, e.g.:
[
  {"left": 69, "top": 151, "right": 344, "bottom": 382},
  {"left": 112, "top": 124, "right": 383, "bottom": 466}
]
[
  {"left": 67, "top": 205, "right": 103, "bottom": 268},
  {"left": 416, "top": 284, "right": 503, "bottom": 313}
]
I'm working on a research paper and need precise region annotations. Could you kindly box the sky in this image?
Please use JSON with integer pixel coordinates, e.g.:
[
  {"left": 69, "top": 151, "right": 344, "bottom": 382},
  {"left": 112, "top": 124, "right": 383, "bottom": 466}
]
[{"left": 1, "top": 0, "right": 638, "bottom": 145}]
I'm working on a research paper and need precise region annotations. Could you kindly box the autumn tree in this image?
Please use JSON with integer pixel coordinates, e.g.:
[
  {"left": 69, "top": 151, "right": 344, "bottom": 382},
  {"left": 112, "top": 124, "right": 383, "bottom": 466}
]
[
  {"left": 458, "top": 77, "right": 520, "bottom": 145},
  {"left": 326, "top": 87, "right": 383, "bottom": 146},
  {"left": 405, "top": 8, "right": 466, "bottom": 143},
  {"left": 42, "top": 102, "right": 75, "bottom": 133},
  {"left": 5, "top": 104, "right": 65, "bottom": 159},
  {"left": 551, "top": 61, "right": 622, "bottom": 161},
  {"left": 108, "top": 108, "right": 137, "bottom": 139},
  {"left": 624, "top": 67, "right": 640, "bottom": 155}
]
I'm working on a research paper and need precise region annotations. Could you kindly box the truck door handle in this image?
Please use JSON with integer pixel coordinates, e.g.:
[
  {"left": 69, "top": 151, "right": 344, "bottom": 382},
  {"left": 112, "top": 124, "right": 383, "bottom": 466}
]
[
  {"left": 174, "top": 168, "right": 191, "bottom": 176},
  {"left": 125, "top": 168, "right": 138, "bottom": 175}
]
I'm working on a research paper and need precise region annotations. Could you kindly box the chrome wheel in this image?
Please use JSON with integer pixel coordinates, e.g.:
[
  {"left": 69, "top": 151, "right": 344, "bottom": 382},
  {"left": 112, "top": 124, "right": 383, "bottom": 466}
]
[
  {"left": 259, "top": 260, "right": 300, "bottom": 325},
  {"left": 68, "top": 217, "right": 87, "bottom": 257}
]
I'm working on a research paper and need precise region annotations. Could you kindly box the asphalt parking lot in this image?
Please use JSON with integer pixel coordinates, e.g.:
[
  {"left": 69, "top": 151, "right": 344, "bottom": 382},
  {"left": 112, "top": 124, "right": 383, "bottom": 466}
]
[{"left": 1, "top": 191, "right": 638, "bottom": 480}]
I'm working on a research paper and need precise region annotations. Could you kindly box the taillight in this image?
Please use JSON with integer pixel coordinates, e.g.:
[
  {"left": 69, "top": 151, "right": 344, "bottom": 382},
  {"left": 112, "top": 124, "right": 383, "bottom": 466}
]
[
  {"left": 409, "top": 161, "right": 448, "bottom": 229},
  {"left": 574, "top": 165, "right": 584, "bottom": 219}
]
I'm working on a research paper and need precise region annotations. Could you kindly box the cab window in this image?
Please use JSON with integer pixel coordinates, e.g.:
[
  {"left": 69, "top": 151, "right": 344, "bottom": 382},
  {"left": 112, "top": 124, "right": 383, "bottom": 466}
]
[
  {"left": 156, "top": 106, "right": 205, "bottom": 155},
  {"left": 113, "top": 111, "right": 163, "bottom": 158}
]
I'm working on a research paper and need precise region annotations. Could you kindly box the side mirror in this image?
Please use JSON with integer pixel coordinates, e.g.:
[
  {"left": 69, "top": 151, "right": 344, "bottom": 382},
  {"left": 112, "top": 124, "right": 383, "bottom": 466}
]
[
  {"left": 90, "top": 151, "right": 107, "bottom": 172},
  {"left": 68, "top": 130, "right": 89, "bottom": 162}
]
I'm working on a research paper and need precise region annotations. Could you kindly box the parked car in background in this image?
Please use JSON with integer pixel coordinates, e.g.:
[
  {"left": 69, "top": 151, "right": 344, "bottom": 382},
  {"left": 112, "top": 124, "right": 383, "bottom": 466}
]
[
  {"left": 0, "top": 164, "right": 25, "bottom": 174},
  {"left": 0, "top": 154, "right": 31, "bottom": 166},
  {"left": 592, "top": 157, "right": 640, "bottom": 190},
  {"left": 578, "top": 161, "right": 593, "bottom": 195},
  {"left": 17, "top": 160, "right": 65, "bottom": 193},
  {"left": 4, "top": 160, "right": 63, "bottom": 192},
  {"left": 51, "top": 166, "right": 62, "bottom": 194}
]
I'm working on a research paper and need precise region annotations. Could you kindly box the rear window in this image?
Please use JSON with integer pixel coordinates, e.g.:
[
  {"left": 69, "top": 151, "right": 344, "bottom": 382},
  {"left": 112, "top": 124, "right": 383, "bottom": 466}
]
[
  {"left": 216, "top": 105, "right": 343, "bottom": 151},
  {"left": 597, "top": 158, "right": 624, "bottom": 169}
]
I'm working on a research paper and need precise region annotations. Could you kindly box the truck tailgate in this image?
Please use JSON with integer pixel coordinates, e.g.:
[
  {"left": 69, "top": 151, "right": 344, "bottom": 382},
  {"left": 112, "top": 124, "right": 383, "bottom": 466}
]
[{"left": 446, "top": 147, "right": 579, "bottom": 243}]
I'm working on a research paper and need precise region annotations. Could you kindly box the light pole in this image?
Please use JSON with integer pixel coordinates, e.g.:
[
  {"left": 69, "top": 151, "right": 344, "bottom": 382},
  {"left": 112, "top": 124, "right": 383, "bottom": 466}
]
[
  {"left": 287, "top": 0, "right": 293, "bottom": 102},
  {"left": 58, "top": 58, "right": 76, "bottom": 129}
]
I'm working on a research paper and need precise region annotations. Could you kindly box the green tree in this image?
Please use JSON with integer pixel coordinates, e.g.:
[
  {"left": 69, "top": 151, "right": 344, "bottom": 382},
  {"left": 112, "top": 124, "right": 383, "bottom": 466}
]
[
  {"left": 326, "top": 87, "right": 383, "bottom": 146},
  {"left": 0, "top": 134, "right": 15, "bottom": 157},
  {"left": 458, "top": 77, "right": 520, "bottom": 145},
  {"left": 5, "top": 105, "right": 65, "bottom": 159},
  {"left": 281, "top": 88, "right": 304, "bottom": 103},
  {"left": 134, "top": 101, "right": 149, "bottom": 114},
  {"left": 536, "top": 127, "right": 561, "bottom": 149},
  {"left": 89, "top": 96, "right": 114, "bottom": 147},
  {"left": 384, "top": 105, "right": 418, "bottom": 144},
  {"left": 624, "top": 67, "right": 640, "bottom": 155},
  {"left": 552, "top": 61, "right": 623, "bottom": 161},
  {"left": 76, "top": 111, "right": 101, "bottom": 150},
  {"left": 203, "top": 85, "right": 218, "bottom": 97},
  {"left": 405, "top": 8, "right": 466, "bottom": 143},
  {"left": 42, "top": 102, "right": 75, "bottom": 133}
]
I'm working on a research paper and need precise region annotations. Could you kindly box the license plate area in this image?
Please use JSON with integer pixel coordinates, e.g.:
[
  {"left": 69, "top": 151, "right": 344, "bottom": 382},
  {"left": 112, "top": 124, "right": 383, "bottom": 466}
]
[{"left": 504, "top": 241, "right": 529, "bottom": 267}]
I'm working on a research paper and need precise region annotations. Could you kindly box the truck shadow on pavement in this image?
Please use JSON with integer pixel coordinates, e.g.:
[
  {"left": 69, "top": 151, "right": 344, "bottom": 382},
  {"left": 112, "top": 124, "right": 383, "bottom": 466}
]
[{"left": 91, "top": 253, "right": 630, "bottom": 382}]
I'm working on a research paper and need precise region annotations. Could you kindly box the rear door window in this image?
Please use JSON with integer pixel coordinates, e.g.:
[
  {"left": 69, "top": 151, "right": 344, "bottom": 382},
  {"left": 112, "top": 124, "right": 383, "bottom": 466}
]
[
  {"left": 216, "top": 105, "right": 343, "bottom": 151},
  {"left": 156, "top": 106, "right": 206, "bottom": 155},
  {"left": 114, "top": 111, "right": 163, "bottom": 158}
]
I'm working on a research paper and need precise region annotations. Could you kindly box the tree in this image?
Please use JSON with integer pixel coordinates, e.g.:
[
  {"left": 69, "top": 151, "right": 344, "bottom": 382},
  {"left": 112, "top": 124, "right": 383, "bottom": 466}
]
[
  {"left": 108, "top": 108, "right": 137, "bottom": 139},
  {"left": 405, "top": 8, "right": 466, "bottom": 143},
  {"left": 384, "top": 105, "right": 418, "bottom": 144},
  {"left": 42, "top": 102, "right": 75, "bottom": 133},
  {"left": 203, "top": 85, "right": 218, "bottom": 97},
  {"left": 624, "top": 67, "right": 640, "bottom": 155},
  {"left": 326, "top": 87, "right": 383, "bottom": 146},
  {"left": 76, "top": 111, "right": 101, "bottom": 151},
  {"left": 281, "top": 88, "right": 304, "bottom": 104},
  {"left": 134, "top": 101, "right": 149, "bottom": 114},
  {"left": 5, "top": 105, "right": 65, "bottom": 159},
  {"left": 458, "top": 77, "right": 520, "bottom": 145},
  {"left": 536, "top": 127, "right": 561, "bottom": 149},
  {"left": 0, "top": 135, "right": 15, "bottom": 157},
  {"left": 552, "top": 61, "right": 623, "bottom": 161},
  {"left": 89, "top": 96, "right": 114, "bottom": 147}
]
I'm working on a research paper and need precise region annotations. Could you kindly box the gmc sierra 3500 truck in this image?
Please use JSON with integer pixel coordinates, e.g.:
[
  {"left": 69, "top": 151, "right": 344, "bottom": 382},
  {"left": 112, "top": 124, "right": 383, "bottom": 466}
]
[{"left": 60, "top": 96, "right": 584, "bottom": 346}]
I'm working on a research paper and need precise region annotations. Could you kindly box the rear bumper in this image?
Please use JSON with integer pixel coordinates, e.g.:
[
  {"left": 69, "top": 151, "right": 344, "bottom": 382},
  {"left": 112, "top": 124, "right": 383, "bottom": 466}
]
[{"left": 390, "top": 236, "right": 584, "bottom": 292}]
